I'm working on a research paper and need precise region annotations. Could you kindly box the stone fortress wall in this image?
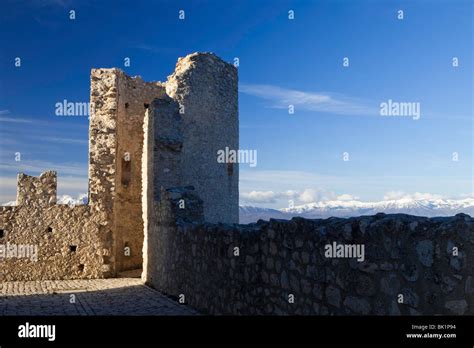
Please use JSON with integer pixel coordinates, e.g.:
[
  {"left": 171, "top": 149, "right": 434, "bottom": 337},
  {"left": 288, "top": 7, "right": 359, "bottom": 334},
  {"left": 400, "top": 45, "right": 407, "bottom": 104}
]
[
  {"left": 0, "top": 171, "right": 110, "bottom": 280},
  {"left": 143, "top": 187, "right": 474, "bottom": 315}
]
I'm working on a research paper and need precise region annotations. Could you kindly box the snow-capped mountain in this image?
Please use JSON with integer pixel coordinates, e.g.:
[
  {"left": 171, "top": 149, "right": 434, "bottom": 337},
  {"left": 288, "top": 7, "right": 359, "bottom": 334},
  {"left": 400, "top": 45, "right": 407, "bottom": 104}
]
[
  {"left": 1, "top": 194, "right": 88, "bottom": 207},
  {"left": 57, "top": 193, "right": 89, "bottom": 205},
  {"left": 240, "top": 197, "right": 474, "bottom": 223}
]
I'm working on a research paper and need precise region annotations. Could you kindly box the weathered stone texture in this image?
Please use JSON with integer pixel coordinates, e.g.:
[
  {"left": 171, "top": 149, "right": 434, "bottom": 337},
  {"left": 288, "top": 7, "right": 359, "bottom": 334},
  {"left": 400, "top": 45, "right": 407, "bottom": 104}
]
[
  {"left": 16, "top": 171, "right": 57, "bottom": 207},
  {"left": 0, "top": 173, "right": 111, "bottom": 280},
  {"left": 113, "top": 71, "right": 166, "bottom": 272},
  {"left": 89, "top": 68, "right": 119, "bottom": 211},
  {"left": 145, "top": 192, "right": 474, "bottom": 315},
  {"left": 86, "top": 68, "right": 121, "bottom": 277},
  {"left": 151, "top": 97, "right": 182, "bottom": 200},
  {"left": 166, "top": 53, "right": 239, "bottom": 224}
]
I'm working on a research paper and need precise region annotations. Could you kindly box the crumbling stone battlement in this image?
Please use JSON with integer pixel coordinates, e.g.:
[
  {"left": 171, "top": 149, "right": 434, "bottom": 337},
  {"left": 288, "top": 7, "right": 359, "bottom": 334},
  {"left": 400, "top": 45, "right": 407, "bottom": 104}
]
[
  {"left": 0, "top": 171, "right": 113, "bottom": 281},
  {"left": 16, "top": 171, "right": 57, "bottom": 207}
]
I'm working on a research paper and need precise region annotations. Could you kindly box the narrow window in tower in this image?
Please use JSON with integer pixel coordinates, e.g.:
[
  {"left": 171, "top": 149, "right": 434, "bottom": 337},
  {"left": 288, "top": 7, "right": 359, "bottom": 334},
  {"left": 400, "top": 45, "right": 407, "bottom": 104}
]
[
  {"left": 122, "top": 152, "right": 131, "bottom": 186},
  {"left": 227, "top": 162, "right": 233, "bottom": 176}
]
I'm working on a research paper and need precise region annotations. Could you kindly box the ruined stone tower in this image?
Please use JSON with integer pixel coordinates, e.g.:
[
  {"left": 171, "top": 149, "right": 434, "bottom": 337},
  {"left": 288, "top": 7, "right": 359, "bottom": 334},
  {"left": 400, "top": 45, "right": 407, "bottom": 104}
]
[
  {"left": 0, "top": 52, "right": 239, "bottom": 280},
  {"left": 90, "top": 52, "right": 239, "bottom": 273}
]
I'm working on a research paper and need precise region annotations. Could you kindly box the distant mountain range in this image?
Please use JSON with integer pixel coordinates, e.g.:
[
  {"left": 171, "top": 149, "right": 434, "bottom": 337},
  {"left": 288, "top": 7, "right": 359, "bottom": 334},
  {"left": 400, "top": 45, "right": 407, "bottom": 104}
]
[
  {"left": 240, "top": 197, "right": 474, "bottom": 223},
  {"left": 56, "top": 193, "right": 89, "bottom": 205},
  {"left": 3, "top": 195, "right": 473, "bottom": 223}
]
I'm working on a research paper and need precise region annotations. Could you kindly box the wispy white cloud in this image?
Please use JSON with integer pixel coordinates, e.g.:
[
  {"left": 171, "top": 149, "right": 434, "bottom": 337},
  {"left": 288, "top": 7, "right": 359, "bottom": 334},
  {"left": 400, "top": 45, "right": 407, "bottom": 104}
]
[
  {"left": 241, "top": 187, "right": 471, "bottom": 207},
  {"left": 0, "top": 110, "right": 46, "bottom": 124},
  {"left": 240, "top": 191, "right": 278, "bottom": 203},
  {"left": 241, "top": 188, "right": 337, "bottom": 204},
  {"left": 240, "top": 83, "right": 376, "bottom": 115},
  {"left": 37, "top": 136, "right": 88, "bottom": 145},
  {"left": 239, "top": 169, "right": 471, "bottom": 208},
  {"left": 298, "top": 188, "right": 329, "bottom": 203},
  {"left": 135, "top": 44, "right": 162, "bottom": 53},
  {"left": 0, "top": 160, "right": 86, "bottom": 176},
  {"left": 133, "top": 44, "right": 176, "bottom": 56},
  {"left": 336, "top": 193, "right": 359, "bottom": 201},
  {"left": 0, "top": 116, "right": 36, "bottom": 124},
  {"left": 241, "top": 190, "right": 296, "bottom": 204}
]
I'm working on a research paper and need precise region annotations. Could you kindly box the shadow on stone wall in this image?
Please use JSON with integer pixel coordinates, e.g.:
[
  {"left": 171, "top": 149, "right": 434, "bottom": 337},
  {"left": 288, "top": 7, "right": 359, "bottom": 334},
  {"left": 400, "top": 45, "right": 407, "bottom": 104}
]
[{"left": 146, "top": 187, "right": 474, "bottom": 315}]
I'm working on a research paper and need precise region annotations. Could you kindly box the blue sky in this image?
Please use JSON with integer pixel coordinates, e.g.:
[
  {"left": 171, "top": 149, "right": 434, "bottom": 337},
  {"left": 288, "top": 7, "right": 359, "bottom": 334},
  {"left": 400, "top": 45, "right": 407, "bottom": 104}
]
[{"left": 0, "top": 0, "right": 472, "bottom": 208}]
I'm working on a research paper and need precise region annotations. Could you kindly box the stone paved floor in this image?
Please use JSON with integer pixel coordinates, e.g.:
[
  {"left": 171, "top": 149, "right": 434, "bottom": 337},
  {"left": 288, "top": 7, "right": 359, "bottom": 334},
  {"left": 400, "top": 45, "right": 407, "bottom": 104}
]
[{"left": 0, "top": 278, "right": 199, "bottom": 315}]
